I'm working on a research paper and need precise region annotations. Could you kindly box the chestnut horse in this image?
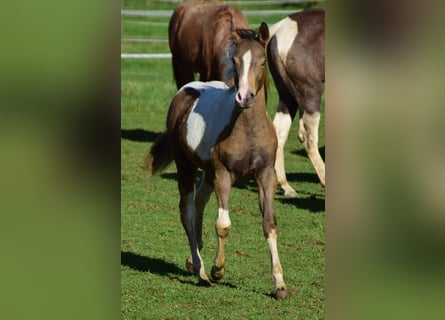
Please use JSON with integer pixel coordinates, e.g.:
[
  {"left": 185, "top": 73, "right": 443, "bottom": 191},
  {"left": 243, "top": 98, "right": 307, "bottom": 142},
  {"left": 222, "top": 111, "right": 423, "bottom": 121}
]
[
  {"left": 145, "top": 25, "right": 288, "bottom": 299},
  {"left": 168, "top": 0, "right": 249, "bottom": 89},
  {"left": 268, "top": 9, "right": 325, "bottom": 197}
]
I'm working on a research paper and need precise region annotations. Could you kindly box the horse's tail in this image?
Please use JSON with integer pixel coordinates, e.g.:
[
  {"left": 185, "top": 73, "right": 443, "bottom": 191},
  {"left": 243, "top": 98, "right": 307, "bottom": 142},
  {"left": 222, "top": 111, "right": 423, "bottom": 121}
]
[{"left": 144, "top": 132, "right": 174, "bottom": 176}]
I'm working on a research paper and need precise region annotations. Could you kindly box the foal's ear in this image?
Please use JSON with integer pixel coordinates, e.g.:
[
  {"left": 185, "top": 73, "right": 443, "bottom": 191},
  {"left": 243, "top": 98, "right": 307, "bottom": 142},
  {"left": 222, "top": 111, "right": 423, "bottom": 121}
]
[
  {"left": 232, "top": 30, "right": 242, "bottom": 43},
  {"left": 258, "top": 22, "right": 269, "bottom": 47}
]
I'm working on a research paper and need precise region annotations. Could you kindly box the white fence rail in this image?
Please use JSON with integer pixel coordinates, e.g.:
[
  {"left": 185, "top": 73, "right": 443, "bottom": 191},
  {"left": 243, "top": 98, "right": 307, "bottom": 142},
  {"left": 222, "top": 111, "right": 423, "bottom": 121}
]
[
  {"left": 121, "top": 2, "right": 323, "bottom": 59},
  {"left": 121, "top": 53, "right": 172, "bottom": 59}
]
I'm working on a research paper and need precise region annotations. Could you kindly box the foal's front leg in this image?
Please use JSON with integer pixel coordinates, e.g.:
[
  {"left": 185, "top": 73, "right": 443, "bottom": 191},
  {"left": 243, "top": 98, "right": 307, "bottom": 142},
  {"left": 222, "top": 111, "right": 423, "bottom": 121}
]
[
  {"left": 211, "top": 167, "right": 232, "bottom": 281},
  {"left": 257, "top": 166, "right": 288, "bottom": 300}
]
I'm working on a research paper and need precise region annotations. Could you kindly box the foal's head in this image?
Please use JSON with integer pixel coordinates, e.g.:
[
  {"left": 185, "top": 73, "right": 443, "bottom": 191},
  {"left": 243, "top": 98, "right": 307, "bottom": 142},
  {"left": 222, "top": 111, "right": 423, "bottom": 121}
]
[{"left": 229, "top": 24, "right": 269, "bottom": 108}]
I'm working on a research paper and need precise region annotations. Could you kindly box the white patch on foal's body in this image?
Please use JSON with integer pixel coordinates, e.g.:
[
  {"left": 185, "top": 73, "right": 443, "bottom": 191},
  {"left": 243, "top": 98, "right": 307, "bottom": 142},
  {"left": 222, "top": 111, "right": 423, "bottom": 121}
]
[
  {"left": 184, "top": 81, "right": 236, "bottom": 161},
  {"left": 268, "top": 16, "right": 298, "bottom": 64}
]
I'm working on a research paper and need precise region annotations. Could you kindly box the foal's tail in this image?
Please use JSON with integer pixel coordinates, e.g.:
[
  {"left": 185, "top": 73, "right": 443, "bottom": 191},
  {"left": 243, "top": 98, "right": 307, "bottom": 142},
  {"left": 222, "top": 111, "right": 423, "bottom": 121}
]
[{"left": 144, "top": 132, "right": 174, "bottom": 176}]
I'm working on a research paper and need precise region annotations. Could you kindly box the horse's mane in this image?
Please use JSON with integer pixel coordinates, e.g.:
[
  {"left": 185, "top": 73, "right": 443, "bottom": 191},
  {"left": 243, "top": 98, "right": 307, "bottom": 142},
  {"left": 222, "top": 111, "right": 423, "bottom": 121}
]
[{"left": 221, "top": 28, "right": 269, "bottom": 101}]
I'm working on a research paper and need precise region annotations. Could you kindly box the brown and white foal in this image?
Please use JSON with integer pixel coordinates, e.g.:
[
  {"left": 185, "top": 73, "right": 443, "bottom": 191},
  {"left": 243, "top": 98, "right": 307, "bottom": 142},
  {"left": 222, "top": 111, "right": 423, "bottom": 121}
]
[{"left": 146, "top": 24, "right": 288, "bottom": 299}]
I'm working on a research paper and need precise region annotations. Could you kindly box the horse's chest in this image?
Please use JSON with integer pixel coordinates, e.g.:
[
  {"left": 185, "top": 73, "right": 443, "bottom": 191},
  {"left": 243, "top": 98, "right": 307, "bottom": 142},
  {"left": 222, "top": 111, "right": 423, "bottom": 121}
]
[{"left": 217, "top": 132, "right": 276, "bottom": 176}]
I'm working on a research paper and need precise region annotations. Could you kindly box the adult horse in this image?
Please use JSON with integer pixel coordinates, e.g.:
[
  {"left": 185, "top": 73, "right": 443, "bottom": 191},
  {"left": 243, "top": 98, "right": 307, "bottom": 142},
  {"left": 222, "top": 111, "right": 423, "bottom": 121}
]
[
  {"left": 145, "top": 25, "right": 288, "bottom": 299},
  {"left": 168, "top": 0, "right": 249, "bottom": 89},
  {"left": 268, "top": 9, "right": 325, "bottom": 197}
]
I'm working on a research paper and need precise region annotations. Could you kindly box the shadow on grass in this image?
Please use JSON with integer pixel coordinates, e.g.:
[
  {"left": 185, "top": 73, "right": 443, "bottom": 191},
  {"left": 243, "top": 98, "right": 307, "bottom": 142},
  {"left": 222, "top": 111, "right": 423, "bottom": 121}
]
[
  {"left": 160, "top": 172, "right": 178, "bottom": 181},
  {"left": 292, "top": 145, "right": 325, "bottom": 161},
  {"left": 121, "top": 128, "right": 160, "bottom": 143},
  {"left": 278, "top": 195, "right": 325, "bottom": 213},
  {"left": 232, "top": 177, "right": 258, "bottom": 192},
  {"left": 121, "top": 251, "right": 189, "bottom": 277},
  {"left": 282, "top": 172, "right": 320, "bottom": 184},
  {"left": 121, "top": 251, "right": 239, "bottom": 288}
]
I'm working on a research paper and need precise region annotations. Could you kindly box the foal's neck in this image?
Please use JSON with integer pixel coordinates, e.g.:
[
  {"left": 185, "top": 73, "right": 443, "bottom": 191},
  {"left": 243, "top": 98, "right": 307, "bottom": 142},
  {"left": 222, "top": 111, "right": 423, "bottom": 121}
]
[
  {"left": 241, "top": 86, "right": 267, "bottom": 117},
  {"left": 235, "top": 86, "right": 270, "bottom": 132}
]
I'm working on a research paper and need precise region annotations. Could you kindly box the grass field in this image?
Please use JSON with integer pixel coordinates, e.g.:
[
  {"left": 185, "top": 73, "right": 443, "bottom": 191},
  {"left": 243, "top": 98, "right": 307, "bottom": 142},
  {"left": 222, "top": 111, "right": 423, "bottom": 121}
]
[{"left": 121, "top": 1, "right": 325, "bottom": 319}]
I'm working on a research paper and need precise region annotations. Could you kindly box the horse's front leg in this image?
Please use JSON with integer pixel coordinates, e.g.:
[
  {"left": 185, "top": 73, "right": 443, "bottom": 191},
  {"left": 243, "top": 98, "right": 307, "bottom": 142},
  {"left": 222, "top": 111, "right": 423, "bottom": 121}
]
[
  {"left": 257, "top": 166, "right": 288, "bottom": 299},
  {"left": 211, "top": 166, "right": 232, "bottom": 281}
]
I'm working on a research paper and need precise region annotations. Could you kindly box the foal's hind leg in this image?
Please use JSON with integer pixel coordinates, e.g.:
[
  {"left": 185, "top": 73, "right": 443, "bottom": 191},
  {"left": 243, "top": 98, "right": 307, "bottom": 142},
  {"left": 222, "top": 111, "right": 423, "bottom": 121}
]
[
  {"left": 185, "top": 171, "right": 214, "bottom": 273},
  {"left": 177, "top": 162, "right": 211, "bottom": 286},
  {"left": 273, "top": 102, "right": 298, "bottom": 197},
  {"left": 298, "top": 110, "right": 325, "bottom": 187},
  {"left": 256, "top": 166, "right": 288, "bottom": 299}
]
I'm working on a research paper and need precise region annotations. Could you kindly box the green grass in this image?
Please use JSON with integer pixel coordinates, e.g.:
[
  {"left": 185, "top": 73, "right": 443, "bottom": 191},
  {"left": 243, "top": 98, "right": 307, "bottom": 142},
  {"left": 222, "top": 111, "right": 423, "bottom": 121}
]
[{"left": 122, "top": 1, "right": 325, "bottom": 319}]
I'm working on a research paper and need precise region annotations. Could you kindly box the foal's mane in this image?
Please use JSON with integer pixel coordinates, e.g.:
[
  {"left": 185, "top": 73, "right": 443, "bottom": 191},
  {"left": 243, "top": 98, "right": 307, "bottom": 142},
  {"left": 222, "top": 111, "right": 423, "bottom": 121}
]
[{"left": 221, "top": 28, "right": 269, "bottom": 102}]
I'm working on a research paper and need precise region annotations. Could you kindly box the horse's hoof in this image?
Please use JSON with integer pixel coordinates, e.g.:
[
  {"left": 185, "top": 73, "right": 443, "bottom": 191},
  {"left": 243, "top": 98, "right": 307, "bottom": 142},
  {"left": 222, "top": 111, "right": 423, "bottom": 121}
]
[
  {"left": 185, "top": 257, "right": 194, "bottom": 274},
  {"left": 283, "top": 189, "right": 298, "bottom": 198},
  {"left": 210, "top": 265, "right": 225, "bottom": 281},
  {"left": 275, "top": 288, "right": 288, "bottom": 300},
  {"left": 197, "top": 278, "right": 212, "bottom": 287}
]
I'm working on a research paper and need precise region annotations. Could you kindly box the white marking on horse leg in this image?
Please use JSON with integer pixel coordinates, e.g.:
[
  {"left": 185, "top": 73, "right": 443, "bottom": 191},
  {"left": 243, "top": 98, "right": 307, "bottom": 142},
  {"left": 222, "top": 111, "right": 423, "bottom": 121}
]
[
  {"left": 212, "top": 208, "right": 231, "bottom": 280},
  {"left": 266, "top": 229, "right": 287, "bottom": 298},
  {"left": 302, "top": 111, "right": 325, "bottom": 186},
  {"left": 298, "top": 116, "right": 306, "bottom": 143},
  {"left": 183, "top": 192, "right": 210, "bottom": 284},
  {"left": 273, "top": 111, "right": 297, "bottom": 197},
  {"left": 216, "top": 208, "right": 231, "bottom": 231}
]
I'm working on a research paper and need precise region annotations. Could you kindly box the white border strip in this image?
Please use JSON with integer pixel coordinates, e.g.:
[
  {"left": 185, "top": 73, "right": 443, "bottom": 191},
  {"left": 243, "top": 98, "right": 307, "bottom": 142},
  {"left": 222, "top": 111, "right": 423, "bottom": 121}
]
[{"left": 121, "top": 53, "right": 172, "bottom": 59}]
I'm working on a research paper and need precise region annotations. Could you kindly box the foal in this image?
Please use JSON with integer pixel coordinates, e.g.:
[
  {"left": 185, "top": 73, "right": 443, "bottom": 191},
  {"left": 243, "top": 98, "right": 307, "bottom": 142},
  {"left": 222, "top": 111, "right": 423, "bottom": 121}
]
[
  {"left": 146, "top": 25, "right": 288, "bottom": 299},
  {"left": 268, "top": 9, "right": 325, "bottom": 197}
]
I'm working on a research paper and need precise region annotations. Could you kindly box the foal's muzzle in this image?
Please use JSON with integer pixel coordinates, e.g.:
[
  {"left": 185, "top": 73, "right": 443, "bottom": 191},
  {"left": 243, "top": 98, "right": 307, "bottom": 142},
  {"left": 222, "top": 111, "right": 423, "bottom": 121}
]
[{"left": 235, "top": 87, "right": 255, "bottom": 108}]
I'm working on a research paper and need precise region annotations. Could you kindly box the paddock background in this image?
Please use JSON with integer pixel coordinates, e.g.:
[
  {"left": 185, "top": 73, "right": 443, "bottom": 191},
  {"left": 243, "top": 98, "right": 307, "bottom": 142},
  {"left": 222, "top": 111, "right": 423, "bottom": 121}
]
[
  {"left": 1, "top": 1, "right": 444, "bottom": 319},
  {"left": 121, "top": 1, "right": 326, "bottom": 319}
]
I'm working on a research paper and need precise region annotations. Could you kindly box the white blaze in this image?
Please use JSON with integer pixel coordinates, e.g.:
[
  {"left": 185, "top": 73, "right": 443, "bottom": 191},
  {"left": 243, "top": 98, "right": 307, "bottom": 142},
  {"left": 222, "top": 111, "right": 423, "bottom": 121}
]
[{"left": 240, "top": 49, "right": 252, "bottom": 89}]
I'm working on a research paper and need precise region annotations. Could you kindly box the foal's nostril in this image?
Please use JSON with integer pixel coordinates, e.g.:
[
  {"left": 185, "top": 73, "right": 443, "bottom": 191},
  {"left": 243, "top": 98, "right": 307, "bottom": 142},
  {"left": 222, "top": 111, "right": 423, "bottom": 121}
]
[
  {"left": 246, "top": 91, "right": 255, "bottom": 104},
  {"left": 236, "top": 92, "right": 242, "bottom": 103}
]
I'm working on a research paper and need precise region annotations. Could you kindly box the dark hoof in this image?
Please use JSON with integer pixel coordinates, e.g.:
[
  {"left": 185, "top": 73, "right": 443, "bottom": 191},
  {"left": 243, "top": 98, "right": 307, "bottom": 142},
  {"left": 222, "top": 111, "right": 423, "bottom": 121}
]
[
  {"left": 275, "top": 288, "right": 288, "bottom": 300},
  {"left": 210, "top": 265, "right": 225, "bottom": 281},
  {"left": 197, "top": 278, "right": 212, "bottom": 287}
]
